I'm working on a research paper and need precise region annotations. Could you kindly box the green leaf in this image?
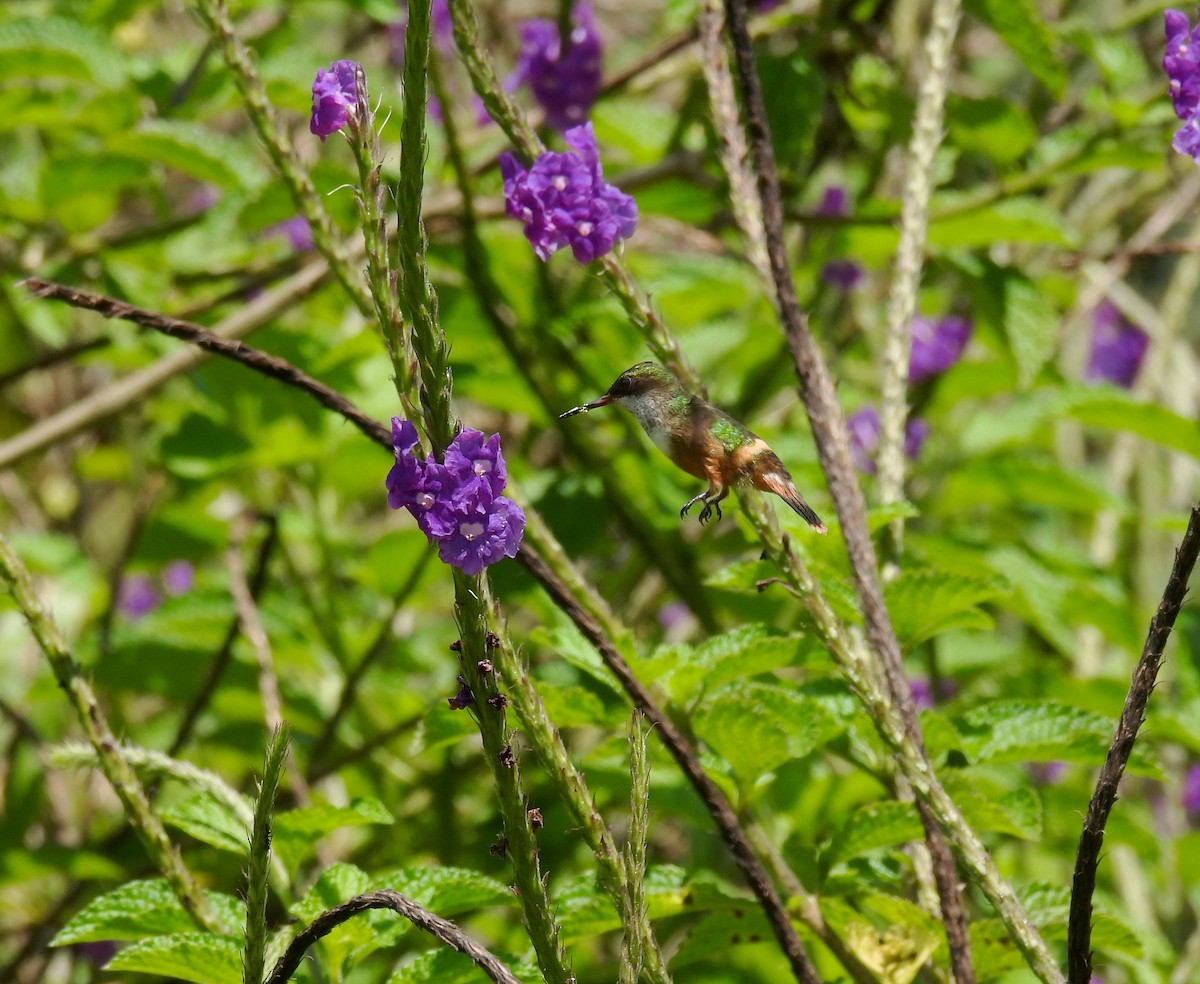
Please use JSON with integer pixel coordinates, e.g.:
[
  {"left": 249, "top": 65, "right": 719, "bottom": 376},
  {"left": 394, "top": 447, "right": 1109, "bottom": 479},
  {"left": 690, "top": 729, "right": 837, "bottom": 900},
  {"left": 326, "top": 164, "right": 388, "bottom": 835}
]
[
  {"left": 370, "top": 866, "right": 515, "bottom": 917},
  {"left": 827, "top": 893, "right": 941, "bottom": 984},
  {"left": 0, "top": 19, "right": 127, "bottom": 88},
  {"left": 823, "top": 803, "right": 924, "bottom": 869},
  {"left": 956, "top": 700, "right": 1162, "bottom": 775},
  {"left": 946, "top": 96, "right": 1038, "bottom": 165},
  {"left": 53, "top": 880, "right": 244, "bottom": 945},
  {"left": 696, "top": 681, "right": 844, "bottom": 782},
  {"left": 290, "top": 864, "right": 377, "bottom": 973},
  {"left": 966, "top": 0, "right": 1066, "bottom": 96},
  {"left": 160, "top": 793, "right": 249, "bottom": 855},
  {"left": 1001, "top": 271, "right": 1059, "bottom": 388},
  {"left": 929, "top": 196, "right": 1074, "bottom": 248},
  {"left": 1064, "top": 388, "right": 1200, "bottom": 461},
  {"left": 670, "top": 908, "right": 775, "bottom": 967},
  {"left": 389, "top": 948, "right": 538, "bottom": 984},
  {"left": 274, "top": 798, "right": 394, "bottom": 864},
  {"left": 885, "top": 568, "right": 1003, "bottom": 649},
  {"left": 107, "top": 121, "right": 265, "bottom": 190},
  {"left": 643, "top": 624, "right": 807, "bottom": 707},
  {"left": 104, "top": 933, "right": 242, "bottom": 984}
]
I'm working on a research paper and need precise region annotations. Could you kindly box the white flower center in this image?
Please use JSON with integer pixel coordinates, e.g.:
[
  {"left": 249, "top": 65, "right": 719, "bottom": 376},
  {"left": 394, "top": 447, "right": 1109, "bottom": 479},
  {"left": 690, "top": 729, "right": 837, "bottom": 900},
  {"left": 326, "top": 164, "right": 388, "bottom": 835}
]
[
  {"left": 552, "top": 175, "right": 568, "bottom": 191},
  {"left": 576, "top": 221, "right": 594, "bottom": 236},
  {"left": 460, "top": 522, "right": 485, "bottom": 542},
  {"left": 416, "top": 492, "right": 435, "bottom": 509},
  {"left": 473, "top": 459, "right": 493, "bottom": 475}
]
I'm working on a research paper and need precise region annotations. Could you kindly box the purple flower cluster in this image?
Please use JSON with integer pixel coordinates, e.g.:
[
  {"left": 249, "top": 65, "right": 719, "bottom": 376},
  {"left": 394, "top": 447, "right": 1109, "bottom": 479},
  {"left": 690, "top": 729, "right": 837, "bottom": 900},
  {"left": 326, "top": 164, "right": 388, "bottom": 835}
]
[
  {"left": 1183, "top": 763, "right": 1200, "bottom": 819},
  {"left": 1085, "top": 302, "right": 1149, "bottom": 389},
  {"left": 386, "top": 419, "right": 525, "bottom": 576},
  {"left": 514, "top": 3, "right": 604, "bottom": 131},
  {"left": 117, "top": 561, "right": 195, "bottom": 620},
  {"left": 909, "top": 315, "right": 972, "bottom": 383},
  {"left": 1165, "top": 10, "right": 1200, "bottom": 162},
  {"left": 814, "top": 185, "right": 866, "bottom": 293},
  {"left": 847, "top": 407, "right": 930, "bottom": 474},
  {"left": 500, "top": 122, "right": 637, "bottom": 263},
  {"left": 310, "top": 60, "right": 359, "bottom": 141}
]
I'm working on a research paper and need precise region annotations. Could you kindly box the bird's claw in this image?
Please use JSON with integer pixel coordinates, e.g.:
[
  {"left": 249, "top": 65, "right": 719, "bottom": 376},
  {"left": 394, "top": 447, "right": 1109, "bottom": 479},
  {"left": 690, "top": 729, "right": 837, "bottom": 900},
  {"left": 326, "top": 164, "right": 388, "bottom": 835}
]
[{"left": 697, "top": 501, "right": 722, "bottom": 525}]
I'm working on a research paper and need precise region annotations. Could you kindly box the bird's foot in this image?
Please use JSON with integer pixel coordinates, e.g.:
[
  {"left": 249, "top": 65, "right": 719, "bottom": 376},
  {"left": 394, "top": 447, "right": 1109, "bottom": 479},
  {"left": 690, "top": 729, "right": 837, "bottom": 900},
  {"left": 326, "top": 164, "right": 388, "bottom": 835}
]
[
  {"left": 698, "top": 501, "right": 722, "bottom": 525},
  {"left": 680, "top": 491, "right": 707, "bottom": 519}
]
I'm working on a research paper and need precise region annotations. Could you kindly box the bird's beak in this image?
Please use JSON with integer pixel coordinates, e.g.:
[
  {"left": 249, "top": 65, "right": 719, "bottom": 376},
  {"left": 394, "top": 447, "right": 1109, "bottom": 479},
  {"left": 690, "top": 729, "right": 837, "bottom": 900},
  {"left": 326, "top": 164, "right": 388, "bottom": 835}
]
[{"left": 559, "top": 394, "right": 613, "bottom": 418}]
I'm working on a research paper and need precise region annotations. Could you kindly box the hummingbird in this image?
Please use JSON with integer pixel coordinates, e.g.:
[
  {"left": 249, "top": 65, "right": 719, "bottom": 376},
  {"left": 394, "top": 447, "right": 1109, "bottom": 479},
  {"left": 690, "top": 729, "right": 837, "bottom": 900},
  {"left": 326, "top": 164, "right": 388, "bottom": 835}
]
[{"left": 560, "top": 362, "right": 827, "bottom": 532}]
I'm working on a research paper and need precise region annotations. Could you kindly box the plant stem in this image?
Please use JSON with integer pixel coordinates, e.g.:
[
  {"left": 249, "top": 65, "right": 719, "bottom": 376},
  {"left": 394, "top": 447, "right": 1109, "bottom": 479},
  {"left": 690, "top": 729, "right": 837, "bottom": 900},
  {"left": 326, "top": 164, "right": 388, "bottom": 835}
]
[
  {"left": 876, "top": 0, "right": 961, "bottom": 553},
  {"left": 1067, "top": 505, "right": 1200, "bottom": 983},
  {"left": 619, "top": 713, "right": 651, "bottom": 984},
  {"left": 0, "top": 532, "right": 221, "bottom": 934},
  {"left": 243, "top": 725, "right": 289, "bottom": 984},
  {"left": 191, "top": 0, "right": 374, "bottom": 320}
]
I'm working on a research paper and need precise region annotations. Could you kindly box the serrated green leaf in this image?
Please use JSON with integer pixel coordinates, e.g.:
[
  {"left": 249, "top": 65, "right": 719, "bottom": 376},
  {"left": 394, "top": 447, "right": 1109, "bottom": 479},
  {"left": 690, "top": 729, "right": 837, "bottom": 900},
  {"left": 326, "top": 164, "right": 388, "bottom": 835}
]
[
  {"left": 108, "top": 121, "right": 265, "bottom": 190},
  {"left": 1063, "top": 388, "right": 1200, "bottom": 461},
  {"left": 644, "top": 624, "right": 806, "bottom": 707},
  {"left": 274, "top": 798, "right": 394, "bottom": 865},
  {"left": 389, "top": 947, "right": 538, "bottom": 984},
  {"left": 966, "top": 0, "right": 1066, "bottom": 96},
  {"left": 957, "top": 701, "right": 1161, "bottom": 775},
  {"left": 930, "top": 196, "right": 1074, "bottom": 248},
  {"left": 696, "top": 681, "right": 844, "bottom": 782},
  {"left": 290, "top": 864, "right": 377, "bottom": 973},
  {"left": 885, "top": 568, "right": 1003, "bottom": 650},
  {"left": 1002, "top": 272, "right": 1059, "bottom": 388},
  {"left": 160, "top": 793, "right": 249, "bottom": 855},
  {"left": 370, "top": 866, "right": 514, "bottom": 917},
  {"left": 824, "top": 803, "right": 924, "bottom": 870},
  {"left": 52, "top": 880, "right": 244, "bottom": 945},
  {"left": 104, "top": 933, "right": 242, "bottom": 984},
  {"left": 0, "top": 19, "right": 127, "bottom": 88},
  {"left": 670, "top": 907, "right": 775, "bottom": 967}
]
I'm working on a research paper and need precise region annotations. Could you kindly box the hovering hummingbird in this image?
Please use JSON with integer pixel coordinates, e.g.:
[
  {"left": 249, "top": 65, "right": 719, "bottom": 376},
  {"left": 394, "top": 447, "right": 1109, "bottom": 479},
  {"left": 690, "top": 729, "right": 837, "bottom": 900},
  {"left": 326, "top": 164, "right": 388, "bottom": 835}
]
[{"left": 560, "top": 362, "right": 827, "bottom": 532}]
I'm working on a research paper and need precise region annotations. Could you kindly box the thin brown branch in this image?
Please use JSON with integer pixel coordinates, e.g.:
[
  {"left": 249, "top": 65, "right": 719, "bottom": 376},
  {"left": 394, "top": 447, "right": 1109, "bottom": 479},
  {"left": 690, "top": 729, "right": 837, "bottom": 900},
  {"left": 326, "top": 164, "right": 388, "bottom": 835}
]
[
  {"left": 515, "top": 547, "right": 824, "bottom": 984},
  {"left": 721, "top": 1, "right": 975, "bottom": 978},
  {"left": 1068, "top": 504, "right": 1200, "bottom": 984},
  {"left": 264, "top": 889, "right": 520, "bottom": 984}
]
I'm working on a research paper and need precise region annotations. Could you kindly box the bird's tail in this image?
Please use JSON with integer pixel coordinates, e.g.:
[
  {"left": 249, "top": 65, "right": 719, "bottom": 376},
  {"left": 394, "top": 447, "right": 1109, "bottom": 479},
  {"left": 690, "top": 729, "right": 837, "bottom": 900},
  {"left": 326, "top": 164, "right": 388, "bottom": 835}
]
[{"left": 751, "top": 459, "right": 827, "bottom": 534}]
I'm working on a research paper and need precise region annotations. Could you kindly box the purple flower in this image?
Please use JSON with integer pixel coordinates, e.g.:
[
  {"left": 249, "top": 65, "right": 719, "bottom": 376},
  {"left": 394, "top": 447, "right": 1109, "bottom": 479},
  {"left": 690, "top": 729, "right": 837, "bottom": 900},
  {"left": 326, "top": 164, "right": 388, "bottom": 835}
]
[
  {"left": 264, "top": 216, "right": 314, "bottom": 252},
  {"left": 909, "top": 676, "right": 957, "bottom": 711},
  {"left": 514, "top": 3, "right": 603, "bottom": 131},
  {"left": 163, "top": 561, "right": 194, "bottom": 597},
  {"left": 447, "top": 674, "right": 475, "bottom": 710},
  {"left": 500, "top": 122, "right": 637, "bottom": 263},
  {"left": 815, "top": 185, "right": 848, "bottom": 217},
  {"left": 847, "top": 407, "right": 930, "bottom": 474},
  {"left": 1183, "top": 764, "right": 1200, "bottom": 818},
  {"left": 435, "top": 484, "right": 525, "bottom": 576},
  {"left": 909, "top": 315, "right": 972, "bottom": 383},
  {"left": 1085, "top": 302, "right": 1149, "bottom": 389},
  {"left": 118, "top": 575, "right": 159, "bottom": 620},
  {"left": 657, "top": 600, "right": 691, "bottom": 632},
  {"left": 820, "top": 259, "right": 865, "bottom": 292},
  {"left": 310, "top": 60, "right": 359, "bottom": 141},
  {"left": 1027, "top": 761, "right": 1068, "bottom": 785},
  {"left": 1165, "top": 11, "right": 1200, "bottom": 161},
  {"left": 386, "top": 419, "right": 525, "bottom": 575}
]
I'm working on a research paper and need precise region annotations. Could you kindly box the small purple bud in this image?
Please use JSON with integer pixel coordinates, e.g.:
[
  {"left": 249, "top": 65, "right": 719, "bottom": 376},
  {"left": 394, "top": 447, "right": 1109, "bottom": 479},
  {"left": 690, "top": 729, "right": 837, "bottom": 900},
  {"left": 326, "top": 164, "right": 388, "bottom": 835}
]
[
  {"left": 447, "top": 675, "right": 475, "bottom": 710},
  {"left": 118, "top": 575, "right": 159, "bottom": 620},
  {"left": 263, "top": 216, "right": 314, "bottom": 252},
  {"left": 820, "top": 259, "right": 865, "bottom": 292},
  {"left": 310, "top": 60, "right": 360, "bottom": 141},
  {"left": 815, "top": 185, "right": 848, "bottom": 217},
  {"left": 162, "top": 561, "right": 194, "bottom": 597},
  {"left": 1085, "top": 302, "right": 1149, "bottom": 389}
]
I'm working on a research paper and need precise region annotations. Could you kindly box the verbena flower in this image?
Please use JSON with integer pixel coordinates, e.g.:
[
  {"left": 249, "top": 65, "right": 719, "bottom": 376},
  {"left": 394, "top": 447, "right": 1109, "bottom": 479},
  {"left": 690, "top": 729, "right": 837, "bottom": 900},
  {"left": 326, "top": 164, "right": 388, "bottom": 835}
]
[
  {"left": 820, "top": 259, "right": 865, "bottom": 292},
  {"left": 815, "top": 185, "right": 848, "bottom": 217},
  {"left": 1027, "top": 761, "right": 1068, "bottom": 785},
  {"left": 310, "top": 60, "right": 359, "bottom": 141},
  {"left": 515, "top": 3, "right": 603, "bottom": 131},
  {"left": 1183, "top": 763, "right": 1200, "bottom": 818},
  {"left": 118, "top": 575, "right": 159, "bottom": 620},
  {"left": 909, "top": 315, "right": 972, "bottom": 383},
  {"left": 500, "top": 122, "right": 637, "bottom": 263},
  {"left": 264, "top": 216, "right": 314, "bottom": 252},
  {"left": 910, "top": 676, "right": 957, "bottom": 711},
  {"left": 386, "top": 420, "right": 525, "bottom": 576},
  {"left": 1085, "top": 301, "right": 1149, "bottom": 388},
  {"left": 847, "top": 407, "right": 929, "bottom": 474},
  {"left": 1165, "top": 10, "right": 1200, "bottom": 161},
  {"left": 163, "top": 561, "right": 194, "bottom": 596}
]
